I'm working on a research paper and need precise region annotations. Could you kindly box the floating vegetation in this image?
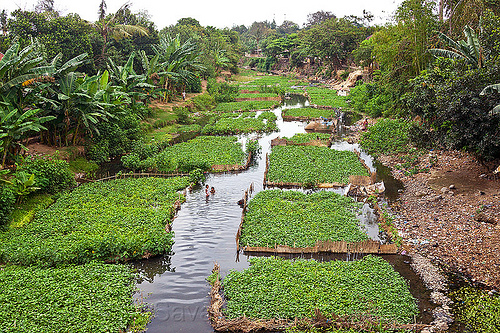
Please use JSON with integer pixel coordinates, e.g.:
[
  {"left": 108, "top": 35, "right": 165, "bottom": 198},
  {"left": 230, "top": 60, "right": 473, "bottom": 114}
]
[
  {"left": 202, "top": 111, "right": 278, "bottom": 135},
  {"left": 239, "top": 190, "right": 367, "bottom": 248},
  {"left": 213, "top": 100, "right": 280, "bottom": 112},
  {"left": 266, "top": 145, "right": 369, "bottom": 186},
  {"left": 282, "top": 107, "right": 338, "bottom": 120},
  {"left": 222, "top": 256, "right": 419, "bottom": 324},
  {"left": 0, "top": 261, "right": 148, "bottom": 333}
]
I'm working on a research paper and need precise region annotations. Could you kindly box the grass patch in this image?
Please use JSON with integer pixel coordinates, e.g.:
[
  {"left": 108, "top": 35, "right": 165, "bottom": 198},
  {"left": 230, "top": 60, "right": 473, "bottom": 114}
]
[
  {"left": 267, "top": 145, "right": 369, "bottom": 186},
  {"left": 0, "top": 177, "right": 190, "bottom": 266},
  {"left": 9, "top": 193, "right": 55, "bottom": 229},
  {"left": 222, "top": 256, "right": 418, "bottom": 323},
  {"left": 239, "top": 190, "right": 367, "bottom": 247},
  {"left": 68, "top": 157, "right": 99, "bottom": 175},
  {"left": 0, "top": 261, "right": 148, "bottom": 333},
  {"left": 201, "top": 111, "right": 278, "bottom": 135}
]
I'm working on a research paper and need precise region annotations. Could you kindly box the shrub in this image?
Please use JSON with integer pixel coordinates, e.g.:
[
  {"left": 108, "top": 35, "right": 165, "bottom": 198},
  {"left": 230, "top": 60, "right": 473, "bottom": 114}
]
[
  {"left": 17, "top": 156, "right": 76, "bottom": 194},
  {"left": 0, "top": 184, "right": 15, "bottom": 226},
  {"left": 207, "top": 79, "right": 239, "bottom": 102},
  {"left": 359, "top": 118, "right": 413, "bottom": 156}
]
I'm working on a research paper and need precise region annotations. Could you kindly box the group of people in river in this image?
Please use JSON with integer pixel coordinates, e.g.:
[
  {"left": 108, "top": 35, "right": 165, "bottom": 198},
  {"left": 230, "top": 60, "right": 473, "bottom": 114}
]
[{"left": 205, "top": 184, "right": 215, "bottom": 197}]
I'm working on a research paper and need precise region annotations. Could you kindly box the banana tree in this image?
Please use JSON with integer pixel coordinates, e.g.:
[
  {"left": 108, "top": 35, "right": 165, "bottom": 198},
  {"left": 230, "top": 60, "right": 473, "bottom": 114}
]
[
  {"left": 0, "top": 105, "right": 54, "bottom": 166},
  {"left": 428, "top": 25, "right": 484, "bottom": 68},
  {"left": 0, "top": 38, "right": 54, "bottom": 109},
  {"left": 152, "top": 34, "right": 205, "bottom": 101},
  {"left": 480, "top": 83, "right": 500, "bottom": 115},
  {"left": 107, "top": 52, "right": 154, "bottom": 107}
]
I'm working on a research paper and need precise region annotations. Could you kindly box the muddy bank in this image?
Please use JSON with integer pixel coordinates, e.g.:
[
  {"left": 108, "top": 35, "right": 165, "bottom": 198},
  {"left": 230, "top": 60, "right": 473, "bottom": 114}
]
[{"left": 376, "top": 145, "right": 500, "bottom": 289}]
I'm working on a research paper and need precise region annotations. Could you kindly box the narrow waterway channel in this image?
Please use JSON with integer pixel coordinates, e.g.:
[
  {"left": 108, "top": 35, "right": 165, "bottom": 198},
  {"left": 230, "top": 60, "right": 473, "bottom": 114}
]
[{"left": 131, "top": 96, "right": 434, "bottom": 332}]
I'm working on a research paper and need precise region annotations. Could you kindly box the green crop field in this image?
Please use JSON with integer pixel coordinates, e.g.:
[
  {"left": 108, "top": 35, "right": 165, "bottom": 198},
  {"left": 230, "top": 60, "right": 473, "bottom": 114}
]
[
  {"left": 239, "top": 190, "right": 367, "bottom": 247},
  {"left": 0, "top": 177, "right": 190, "bottom": 266},
  {"left": 305, "top": 86, "right": 349, "bottom": 108},
  {"left": 266, "top": 145, "right": 369, "bottom": 186},
  {"left": 155, "top": 136, "right": 247, "bottom": 172},
  {"left": 222, "top": 256, "right": 419, "bottom": 323}
]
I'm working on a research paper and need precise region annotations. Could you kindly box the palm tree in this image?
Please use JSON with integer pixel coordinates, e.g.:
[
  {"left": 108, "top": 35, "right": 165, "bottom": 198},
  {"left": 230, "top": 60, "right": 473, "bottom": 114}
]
[
  {"left": 93, "top": 2, "right": 149, "bottom": 67},
  {"left": 428, "top": 25, "right": 484, "bottom": 68}
]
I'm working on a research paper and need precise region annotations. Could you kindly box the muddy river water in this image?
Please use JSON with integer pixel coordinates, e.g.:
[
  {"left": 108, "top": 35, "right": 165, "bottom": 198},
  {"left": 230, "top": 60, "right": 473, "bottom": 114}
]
[{"left": 131, "top": 96, "right": 435, "bottom": 332}]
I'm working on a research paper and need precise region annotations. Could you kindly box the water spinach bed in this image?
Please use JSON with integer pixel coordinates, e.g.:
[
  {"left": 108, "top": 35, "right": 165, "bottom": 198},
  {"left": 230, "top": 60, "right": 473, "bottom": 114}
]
[
  {"left": 282, "top": 107, "right": 338, "bottom": 120},
  {"left": 123, "top": 136, "right": 248, "bottom": 172},
  {"left": 0, "top": 177, "right": 190, "bottom": 266},
  {"left": 0, "top": 262, "right": 148, "bottom": 333},
  {"left": 217, "top": 256, "right": 418, "bottom": 327},
  {"left": 213, "top": 100, "right": 280, "bottom": 112},
  {"left": 284, "top": 132, "right": 332, "bottom": 145},
  {"left": 266, "top": 145, "right": 370, "bottom": 186},
  {"left": 201, "top": 111, "right": 278, "bottom": 135},
  {"left": 239, "top": 190, "right": 368, "bottom": 248}
]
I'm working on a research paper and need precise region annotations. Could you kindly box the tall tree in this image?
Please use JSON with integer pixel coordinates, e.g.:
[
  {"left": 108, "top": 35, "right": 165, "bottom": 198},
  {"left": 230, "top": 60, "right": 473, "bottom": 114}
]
[
  {"left": 0, "top": 10, "right": 7, "bottom": 36},
  {"left": 305, "top": 11, "right": 336, "bottom": 28},
  {"left": 93, "top": 3, "right": 149, "bottom": 68},
  {"left": 98, "top": 0, "right": 107, "bottom": 21}
]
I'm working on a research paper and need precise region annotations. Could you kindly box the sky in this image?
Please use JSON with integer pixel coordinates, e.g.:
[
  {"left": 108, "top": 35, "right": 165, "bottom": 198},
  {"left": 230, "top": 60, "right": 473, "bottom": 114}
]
[{"left": 3, "top": 0, "right": 404, "bottom": 29}]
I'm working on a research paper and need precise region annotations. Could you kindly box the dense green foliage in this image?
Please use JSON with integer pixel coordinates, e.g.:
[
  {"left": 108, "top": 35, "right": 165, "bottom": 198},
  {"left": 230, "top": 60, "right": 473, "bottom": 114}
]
[
  {"left": 222, "top": 256, "right": 418, "bottom": 323},
  {"left": 202, "top": 111, "right": 278, "bottom": 135},
  {"left": 0, "top": 261, "right": 145, "bottom": 333},
  {"left": 452, "top": 287, "right": 500, "bottom": 333},
  {"left": 282, "top": 107, "right": 337, "bottom": 119},
  {"left": 240, "top": 190, "right": 367, "bottom": 247},
  {"left": 285, "top": 133, "right": 331, "bottom": 145},
  {"left": 0, "top": 177, "right": 190, "bottom": 266},
  {"left": 403, "top": 58, "right": 500, "bottom": 158},
  {"left": 267, "top": 146, "right": 369, "bottom": 186},
  {"left": 16, "top": 156, "right": 76, "bottom": 194},
  {"left": 213, "top": 100, "right": 280, "bottom": 112},
  {"left": 359, "top": 119, "right": 413, "bottom": 156}
]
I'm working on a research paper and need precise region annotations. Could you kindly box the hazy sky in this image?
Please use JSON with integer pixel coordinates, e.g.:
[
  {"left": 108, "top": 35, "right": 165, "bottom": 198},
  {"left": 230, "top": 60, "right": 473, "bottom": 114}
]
[{"left": 4, "top": 0, "right": 403, "bottom": 29}]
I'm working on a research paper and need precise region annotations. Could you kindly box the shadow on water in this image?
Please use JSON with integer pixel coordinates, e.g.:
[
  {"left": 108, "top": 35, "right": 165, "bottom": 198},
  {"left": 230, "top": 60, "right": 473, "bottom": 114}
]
[{"left": 129, "top": 95, "right": 436, "bottom": 332}]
